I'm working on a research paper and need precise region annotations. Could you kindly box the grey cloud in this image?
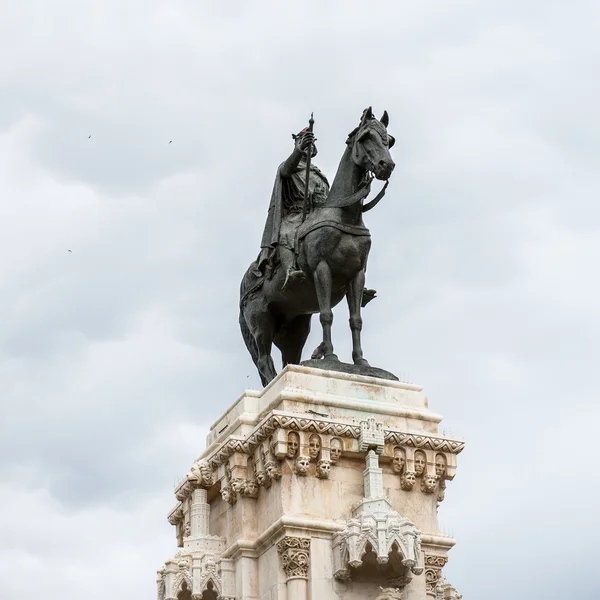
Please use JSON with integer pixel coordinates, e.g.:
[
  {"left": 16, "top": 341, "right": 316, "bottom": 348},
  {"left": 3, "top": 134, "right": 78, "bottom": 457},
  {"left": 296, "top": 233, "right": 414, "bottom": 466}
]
[{"left": 1, "top": 1, "right": 600, "bottom": 598}]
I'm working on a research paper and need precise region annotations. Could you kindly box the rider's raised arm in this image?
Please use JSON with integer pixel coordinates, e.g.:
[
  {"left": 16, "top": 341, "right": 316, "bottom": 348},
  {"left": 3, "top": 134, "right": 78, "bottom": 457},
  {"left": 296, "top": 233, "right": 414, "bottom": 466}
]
[{"left": 280, "top": 132, "right": 314, "bottom": 178}]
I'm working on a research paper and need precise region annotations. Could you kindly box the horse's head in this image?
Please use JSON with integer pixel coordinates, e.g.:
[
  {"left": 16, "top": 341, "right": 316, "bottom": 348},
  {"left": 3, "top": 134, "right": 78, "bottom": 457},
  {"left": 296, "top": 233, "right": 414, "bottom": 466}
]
[{"left": 348, "top": 107, "right": 396, "bottom": 180}]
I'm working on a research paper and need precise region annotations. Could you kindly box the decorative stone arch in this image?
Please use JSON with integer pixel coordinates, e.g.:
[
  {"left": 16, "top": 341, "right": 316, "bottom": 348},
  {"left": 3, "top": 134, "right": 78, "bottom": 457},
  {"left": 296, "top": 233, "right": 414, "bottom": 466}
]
[
  {"left": 355, "top": 534, "right": 382, "bottom": 565},
  {"left": 176, "top": 580, "right": 192, "bottom": 600},
  {"left": 199, "top": 574, "right": 222, "bottom": 599},
  {"left": 173, "top": 570, "right": 193, "bottom": 598},
  {"left": 197, "top": 578, "right": 219, "bottom": 600}
]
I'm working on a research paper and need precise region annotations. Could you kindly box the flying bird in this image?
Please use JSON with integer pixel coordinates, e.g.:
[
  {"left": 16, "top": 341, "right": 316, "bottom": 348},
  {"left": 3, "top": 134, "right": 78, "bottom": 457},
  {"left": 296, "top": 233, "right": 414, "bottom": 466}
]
[
  {"left": 88, "top": 135, "right": 91, "bottom": 138},
  {"left": 68, "top": 249, "right": 72, "bottom": 253},
  {"left": 169, "top": 140, "right": 172, "bottom": 144}
]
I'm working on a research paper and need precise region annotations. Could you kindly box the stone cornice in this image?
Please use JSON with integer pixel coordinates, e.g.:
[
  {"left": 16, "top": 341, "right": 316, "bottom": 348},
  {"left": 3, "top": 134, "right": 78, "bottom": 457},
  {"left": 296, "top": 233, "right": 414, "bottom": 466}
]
[
  {"left": 385, "top": 431, "right": 465, "bottom": 454},
  {"left": 221, "top": 515, "right": 345, "bottom": 560},
  {"left": 198, "top": 411, "right": 464, "bottom": 471}
]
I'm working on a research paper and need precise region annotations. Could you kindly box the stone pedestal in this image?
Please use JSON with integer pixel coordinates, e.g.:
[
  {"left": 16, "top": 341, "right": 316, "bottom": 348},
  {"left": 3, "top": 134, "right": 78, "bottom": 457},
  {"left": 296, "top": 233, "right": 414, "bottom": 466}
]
[{"left": 157, "top": 365, "right": 464, "bottom": 600}]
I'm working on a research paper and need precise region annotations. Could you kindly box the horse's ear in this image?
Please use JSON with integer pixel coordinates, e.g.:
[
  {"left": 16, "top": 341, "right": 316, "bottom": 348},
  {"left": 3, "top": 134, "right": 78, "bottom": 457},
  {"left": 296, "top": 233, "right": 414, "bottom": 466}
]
[
  {"left": 360, "top": 106, "right": 373, "bottom": 125},
  {"left": 388, "top": 135, "right": 395, "bottom": 149},
  {"left": 381, "top": 111, "right": 389, "bottom": 127}
]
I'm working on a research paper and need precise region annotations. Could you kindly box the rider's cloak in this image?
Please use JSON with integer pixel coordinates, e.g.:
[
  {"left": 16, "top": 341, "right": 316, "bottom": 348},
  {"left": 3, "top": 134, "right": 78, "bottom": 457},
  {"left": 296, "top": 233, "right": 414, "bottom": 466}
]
[{"left": 258, "top": 160, "right": 329, "bottom": 271}]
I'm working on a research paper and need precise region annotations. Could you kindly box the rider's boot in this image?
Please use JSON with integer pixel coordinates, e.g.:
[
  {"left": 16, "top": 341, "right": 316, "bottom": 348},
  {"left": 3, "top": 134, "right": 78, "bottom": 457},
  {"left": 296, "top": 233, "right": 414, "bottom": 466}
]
[{"left": 282, "top": 249, "right": 306, "bottom": 290}]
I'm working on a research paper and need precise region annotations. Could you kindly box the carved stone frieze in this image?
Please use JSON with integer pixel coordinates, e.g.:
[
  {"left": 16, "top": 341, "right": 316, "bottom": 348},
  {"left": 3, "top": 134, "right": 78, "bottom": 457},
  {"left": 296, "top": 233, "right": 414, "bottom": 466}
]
[
  {"left": 424, "top": 555, "right": 448, "bottom": 597},
  {"left": 277, "top": 536, "right": 311, "bottom": 580},
  {"left": 192, "top": 413, "right": 462, "bottom": 478},
  {"left": 385, "top": 431, "right": 464, "bottom": 454}
]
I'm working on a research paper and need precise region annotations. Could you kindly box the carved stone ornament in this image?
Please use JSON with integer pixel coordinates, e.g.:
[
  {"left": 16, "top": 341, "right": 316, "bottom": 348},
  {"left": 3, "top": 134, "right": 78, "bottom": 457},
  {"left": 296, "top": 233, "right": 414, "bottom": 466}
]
[
  {"left": 424, "top": 555, "right": 448, "bottom": 597},
  {"left": 332, "top": 513, "right": 423, "bottom": 581},
  {"left": 220, "top": 485, "right": 234, "bottom": 505},
  {"left": 186, "top": 459, "right": 214, "bottom": 489},
  {"left": 317, "top": 458, "right": 332, "bottom": 479},
  {"left": 243, "top": 478, "right": 259, "bottom": 498},
  {"left": 421, "top": 474, "right": 438, "bottom": 494},
  {"left": 333, "top": 451, "right": 423, "bottom": 582},
  {"left": 168, "top": 505, "right": 184, "bottom": 526},
  {"left": 400, "top": 470, "right": 416, "bottom": 491},
  {"left": 157, "top": 552, "right": 235, "bottom": 600},
  {"left": 294, "top": 455, "right": 311, "bottom": 476},
  {"left": 230, "top": 477, "right": 246, "bottom": 495},
  {"left": 375, "top": 587, "right": 405, "bottom": 600},
  {"left": 437, "top": 478, "right": 447, "bottom": 503},
  {"left": 435, "top": 576, "right": 462, "bottom": 599},
  {"left": 359, "top": 417, "right": 385, "bottom": 453},
  {"left": 330, "top": 437, "right": 343, "bottom": 463},
  {"left": 198, "top": 413, "right": 463, "bottom": 473},
  {"left": 277, "top": 536, "right": 311, "bottom": 580}
]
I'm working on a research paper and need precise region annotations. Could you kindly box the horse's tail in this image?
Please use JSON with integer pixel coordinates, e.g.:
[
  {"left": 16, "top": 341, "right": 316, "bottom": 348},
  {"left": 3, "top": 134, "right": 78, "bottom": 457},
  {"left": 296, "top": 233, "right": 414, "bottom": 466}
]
[
  {"left": 239, "top": 306, "right": 260, "bottom": 370},
  {"left": 239, "top": 266, "right": 261, "bottom": 370}
]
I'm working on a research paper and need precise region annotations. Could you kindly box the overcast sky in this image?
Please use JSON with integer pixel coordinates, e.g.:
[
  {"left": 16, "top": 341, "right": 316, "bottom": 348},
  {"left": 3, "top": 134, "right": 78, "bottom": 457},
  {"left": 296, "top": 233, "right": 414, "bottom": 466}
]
[{"left": 1, "top": 1, "right": 599, "bottom": 598}]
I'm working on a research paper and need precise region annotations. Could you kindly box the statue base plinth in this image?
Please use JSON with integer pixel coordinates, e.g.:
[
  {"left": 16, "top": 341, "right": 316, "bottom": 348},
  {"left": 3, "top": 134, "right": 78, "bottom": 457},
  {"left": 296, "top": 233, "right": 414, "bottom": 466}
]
[
  {"left": 157, "top": 366, "right": 464, "bottom": 600},
  {"left": 300, "top": 358, "right": 399, "bottom": 381}
]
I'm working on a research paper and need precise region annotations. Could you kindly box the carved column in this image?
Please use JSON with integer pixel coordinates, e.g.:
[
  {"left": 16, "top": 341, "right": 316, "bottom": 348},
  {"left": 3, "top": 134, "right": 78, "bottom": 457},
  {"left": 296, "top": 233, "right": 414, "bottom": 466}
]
[
  {"left": 424, "top": 555, "right": 448, "bottom": 597},
  {"left": 363, "top": 449, "right": 384, "bottom": 499},
  {"left": 277, "top": 536, "right": 311, "bottom": 600},
  {"left": 190, "top": 488, "right": 209, "bottom": 537}
]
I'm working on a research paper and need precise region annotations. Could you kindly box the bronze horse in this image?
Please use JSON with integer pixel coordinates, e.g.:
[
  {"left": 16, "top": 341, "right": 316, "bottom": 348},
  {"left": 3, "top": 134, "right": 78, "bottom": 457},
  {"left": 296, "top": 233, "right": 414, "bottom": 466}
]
[{"left": 240, "top": 108, "right": 395, "bottom": 386}]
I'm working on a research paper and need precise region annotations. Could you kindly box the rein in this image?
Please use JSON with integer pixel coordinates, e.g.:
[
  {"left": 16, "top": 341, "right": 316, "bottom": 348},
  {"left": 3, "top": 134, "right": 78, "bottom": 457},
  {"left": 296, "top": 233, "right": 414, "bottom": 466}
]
[
  {"left": 323, "top": 174, "right": 389, "bottom": 212},
  {"left": 362, "top": 179, "right": 389, "bottom": 212}
]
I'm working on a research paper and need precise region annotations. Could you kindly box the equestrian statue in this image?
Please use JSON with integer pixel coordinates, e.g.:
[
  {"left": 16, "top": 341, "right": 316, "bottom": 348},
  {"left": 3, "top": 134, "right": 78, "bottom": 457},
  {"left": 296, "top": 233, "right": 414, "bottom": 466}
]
[{"left": 239, "top": 107, "right": 396, "bottom": 386}]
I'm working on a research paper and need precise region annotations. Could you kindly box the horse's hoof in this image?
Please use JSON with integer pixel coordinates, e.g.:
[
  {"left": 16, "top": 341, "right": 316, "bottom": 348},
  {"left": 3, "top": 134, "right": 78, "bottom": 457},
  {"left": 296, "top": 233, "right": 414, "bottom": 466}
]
[
  {"left": 354, "top": 358, "right": 370, "bottom": 367},
  {"left": 324, "top": 353, "right": 339, "bottom": 362}
]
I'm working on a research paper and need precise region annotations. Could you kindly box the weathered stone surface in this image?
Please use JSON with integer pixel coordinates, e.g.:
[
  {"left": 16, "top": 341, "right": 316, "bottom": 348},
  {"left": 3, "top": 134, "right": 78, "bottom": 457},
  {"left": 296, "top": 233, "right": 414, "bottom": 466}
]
[{"left": 156, "top": 367, "right": 463, "bottom": 600}]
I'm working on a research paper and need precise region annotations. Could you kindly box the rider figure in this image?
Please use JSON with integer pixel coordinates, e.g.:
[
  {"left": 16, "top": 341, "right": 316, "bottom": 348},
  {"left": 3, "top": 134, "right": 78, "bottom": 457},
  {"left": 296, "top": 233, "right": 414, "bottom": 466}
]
[{"left": 257, "top": 127, "right": 329, "bottom": 283}]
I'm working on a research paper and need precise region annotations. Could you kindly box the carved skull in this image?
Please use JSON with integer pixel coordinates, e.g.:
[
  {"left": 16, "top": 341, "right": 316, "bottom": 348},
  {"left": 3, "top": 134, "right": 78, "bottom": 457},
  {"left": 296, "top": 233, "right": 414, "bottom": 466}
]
[
  {"left": 414, "top": 451, "right": 426, "bottom": 476},
  {"left": 317, "top": 459, "right": 332, "bottom": 479},
  {"left": 401, "top": 470, "right": 416, "bottom": 491},
  {"left": 295, "top": 455, "right": 311, "bottom": 475},
  {"left": 435, "top": 454, "right": 446, "bottom": 478},
  {"left": 330, "top": 438, "right": 343, "bottom": 463},
  {"left": 287, "top": 432, "right": 300, "bottom": 458},
  {"left": 309, "top": 435, "right": 321, "bottom": 460},
  {"left": 392, "top": 447, "right": 405, "bottom": 474},
  {"left": 422, "top": 475, "right": 438, "bottom": 494}
]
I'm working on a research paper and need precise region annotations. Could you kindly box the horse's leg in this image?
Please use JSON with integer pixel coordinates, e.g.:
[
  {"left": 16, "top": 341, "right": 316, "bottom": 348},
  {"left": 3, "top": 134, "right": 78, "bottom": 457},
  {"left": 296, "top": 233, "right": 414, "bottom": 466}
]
[
  {"left": 314, "top": 260, "right": 337, "bottom": 360},
  {"left": 246, "top": 300, "right": 278, "bottom": 386},
  {"left": 275, "top": 314, "right": 312, "bottom": 366},
  {"left": 347, "top": 269, "right": 369, "bottom": 366}
]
